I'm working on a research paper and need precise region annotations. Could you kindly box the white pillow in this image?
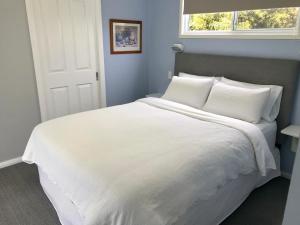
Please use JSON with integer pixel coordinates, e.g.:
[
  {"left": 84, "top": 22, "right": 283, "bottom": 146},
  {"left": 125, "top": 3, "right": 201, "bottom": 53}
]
[
  {"left": 179, "top": 72, "right": 221, "bottom": 82},
  {"left": 221, "top": 77, "right": 283, "bottom": 122},
  {"left": 203, "top": 82, "right": 271, "bottom": 123},
  {"left": 162, "top": 76, "right": 214, "bottom": 109}
]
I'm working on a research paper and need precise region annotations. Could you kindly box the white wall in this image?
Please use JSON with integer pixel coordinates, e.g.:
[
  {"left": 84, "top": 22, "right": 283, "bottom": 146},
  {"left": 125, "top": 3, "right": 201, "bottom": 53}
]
[
  {"left": 0, "top": 0, "right": 40, "bottom": 163},
  {"left": 283, "top": 144, "right": 300, "bottom": 225}
]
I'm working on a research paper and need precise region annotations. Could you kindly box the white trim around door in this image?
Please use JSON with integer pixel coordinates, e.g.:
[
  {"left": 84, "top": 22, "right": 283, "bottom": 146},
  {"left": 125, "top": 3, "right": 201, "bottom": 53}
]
[
  {"left": 25, "top": 0, "right": 48, "bottom": 121},
  {"left": 95, "top": 0, "right": 107, "bottom": 108}
]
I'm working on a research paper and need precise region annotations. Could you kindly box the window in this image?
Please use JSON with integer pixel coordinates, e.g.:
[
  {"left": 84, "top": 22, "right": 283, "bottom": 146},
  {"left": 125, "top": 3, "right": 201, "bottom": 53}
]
[{"left": 180, "top": 2, "right": 300, "bottom": 39}]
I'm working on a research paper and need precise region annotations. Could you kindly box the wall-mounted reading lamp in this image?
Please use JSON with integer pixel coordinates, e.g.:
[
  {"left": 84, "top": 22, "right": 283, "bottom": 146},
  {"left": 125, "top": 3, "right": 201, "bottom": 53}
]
[
  {"left": 168, "top": 44, "right": 184, "bottom": 79},
  {"left": 171, "top": 43, "right": 184, "bottom": 53}
]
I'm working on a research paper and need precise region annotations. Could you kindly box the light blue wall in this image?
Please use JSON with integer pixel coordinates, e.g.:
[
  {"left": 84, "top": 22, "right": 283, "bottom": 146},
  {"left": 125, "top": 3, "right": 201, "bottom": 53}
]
[
  {"left": 100, "top": 0, "right": 299, "bottom": 174},
  {"left": 101, "top": 0, "right": 148, "bottom": 106},
  {"left": 147, "top": 0, "right": 300, "bottom": 174}
]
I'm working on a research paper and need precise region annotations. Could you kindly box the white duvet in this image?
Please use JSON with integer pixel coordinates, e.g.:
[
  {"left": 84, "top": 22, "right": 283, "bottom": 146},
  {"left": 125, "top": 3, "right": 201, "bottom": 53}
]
[{"left": 23, "top": 98, "right": 276, "bottom": 225}]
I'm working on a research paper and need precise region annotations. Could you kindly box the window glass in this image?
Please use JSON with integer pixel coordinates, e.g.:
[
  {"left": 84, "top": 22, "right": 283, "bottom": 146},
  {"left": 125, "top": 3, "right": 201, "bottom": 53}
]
[
  {"left": 183, "top": 6, "right": 300, "bottom": 36},
  {"left": 236, "top": 8, "right": 299, "bottom": 30},
  {"left": 188, "top": 12, "right": 233, "bottom": 31}
]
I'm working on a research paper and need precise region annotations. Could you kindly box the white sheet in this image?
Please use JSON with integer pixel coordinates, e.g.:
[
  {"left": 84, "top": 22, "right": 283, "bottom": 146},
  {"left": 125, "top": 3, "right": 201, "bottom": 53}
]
[
  {"left": 255, "top": 120, "right": 277, "bottom": 150},
  {"left": 23, "top": 97, "right": 276, "bottom": 225}
]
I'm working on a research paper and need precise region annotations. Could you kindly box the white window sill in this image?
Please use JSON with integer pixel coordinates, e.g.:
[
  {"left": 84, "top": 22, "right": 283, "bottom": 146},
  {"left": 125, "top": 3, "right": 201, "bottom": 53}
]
[{"left": 179, "top": 32, "right": 300, "bottom": 40}]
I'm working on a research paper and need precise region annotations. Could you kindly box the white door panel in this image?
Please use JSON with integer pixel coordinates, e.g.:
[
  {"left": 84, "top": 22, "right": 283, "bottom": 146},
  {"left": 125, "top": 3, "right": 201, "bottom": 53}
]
[
  {"left": 40, "top": 0, "right": 66, "bottom": 73},
  {"left": 27, "top": 0, "right": 100, "bottom": 120},
  {"left": 71, "top": 0, "right": 91, "bottom": 70},
  {"left": 50, "top": 87, "right": 71, "bottom": 117},
  {"left": 77, "top": 83, "right": 94, "bottom": 112}
]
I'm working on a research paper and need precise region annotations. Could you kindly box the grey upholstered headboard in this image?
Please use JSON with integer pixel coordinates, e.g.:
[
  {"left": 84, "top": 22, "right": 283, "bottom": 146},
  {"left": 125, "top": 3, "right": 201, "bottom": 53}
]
[{"left": 174, "top": 52, "right": 300, "bottom": 145}]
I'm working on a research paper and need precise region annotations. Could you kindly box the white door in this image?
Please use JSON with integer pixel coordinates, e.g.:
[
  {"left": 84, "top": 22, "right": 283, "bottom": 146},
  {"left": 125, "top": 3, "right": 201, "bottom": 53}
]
[{"left": 26, "top": 0, "right": 106, "bottom": 121}]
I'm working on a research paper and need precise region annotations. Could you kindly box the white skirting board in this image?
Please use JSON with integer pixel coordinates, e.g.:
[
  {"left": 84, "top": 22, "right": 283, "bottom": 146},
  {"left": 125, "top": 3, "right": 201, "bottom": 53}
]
[{"left": 0, "top": 157, "right": 22, "bottom": 170}]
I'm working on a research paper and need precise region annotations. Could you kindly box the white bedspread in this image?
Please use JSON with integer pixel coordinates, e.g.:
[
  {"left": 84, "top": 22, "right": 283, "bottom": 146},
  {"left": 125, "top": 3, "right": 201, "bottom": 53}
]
[{"left": 23, "top": 98, "right": 276, "bottom": 225}]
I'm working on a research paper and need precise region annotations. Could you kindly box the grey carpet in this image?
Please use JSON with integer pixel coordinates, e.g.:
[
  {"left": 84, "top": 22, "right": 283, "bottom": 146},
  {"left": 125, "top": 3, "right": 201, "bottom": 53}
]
[
  {"left": 0, "top": 163, "right": 60, "bottom": 225},
  {"left": 0, "top": 163, "right": 290, "bottom": 225},
  {"left": 222, "top": 177, "right": 289, "bottom": 225}
]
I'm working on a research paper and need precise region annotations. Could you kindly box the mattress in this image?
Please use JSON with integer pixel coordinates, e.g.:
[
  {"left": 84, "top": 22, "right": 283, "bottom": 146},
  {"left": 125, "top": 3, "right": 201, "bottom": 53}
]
[
  {"left": 24, "top": 98, "right": 277, "bottom": 225},
  {"left": 38, "top": 147, "right": 280, "bottom": 225}
]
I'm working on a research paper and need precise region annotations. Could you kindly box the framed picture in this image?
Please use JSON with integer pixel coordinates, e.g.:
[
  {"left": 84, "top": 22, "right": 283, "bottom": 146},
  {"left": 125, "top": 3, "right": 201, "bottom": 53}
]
[{"left": 110, "top": 19, "right": 142, "bottom": 54}]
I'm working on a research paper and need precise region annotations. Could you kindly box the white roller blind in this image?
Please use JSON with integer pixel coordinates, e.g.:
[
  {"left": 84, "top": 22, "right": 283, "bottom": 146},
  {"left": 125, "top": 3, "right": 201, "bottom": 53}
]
[{"left": 183, "top": 0, "right": 300, "bottom": 14}]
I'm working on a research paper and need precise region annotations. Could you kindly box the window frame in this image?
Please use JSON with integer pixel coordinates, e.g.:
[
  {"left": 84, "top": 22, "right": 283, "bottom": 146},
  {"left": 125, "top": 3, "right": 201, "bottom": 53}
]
[{"left": 179, "top": 0, "right": 300, "bottom": 39}]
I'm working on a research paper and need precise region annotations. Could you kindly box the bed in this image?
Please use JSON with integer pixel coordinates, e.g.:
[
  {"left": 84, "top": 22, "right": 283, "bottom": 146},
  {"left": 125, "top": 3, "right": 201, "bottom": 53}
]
[{"left": 23, "top": 53, "right": 299, "bottom": 225}]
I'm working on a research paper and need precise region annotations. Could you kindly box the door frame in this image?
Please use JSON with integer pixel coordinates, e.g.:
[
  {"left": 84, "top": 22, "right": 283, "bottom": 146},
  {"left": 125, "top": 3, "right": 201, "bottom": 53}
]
[{"left": 25, "top": 0, "right": 107, "bottom": 122}]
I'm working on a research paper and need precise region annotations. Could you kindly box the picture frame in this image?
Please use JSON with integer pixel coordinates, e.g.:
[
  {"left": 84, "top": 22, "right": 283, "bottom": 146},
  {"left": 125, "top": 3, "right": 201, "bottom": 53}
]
[{"left": 110, "top": 19, "right": 142, "bottom": 54}]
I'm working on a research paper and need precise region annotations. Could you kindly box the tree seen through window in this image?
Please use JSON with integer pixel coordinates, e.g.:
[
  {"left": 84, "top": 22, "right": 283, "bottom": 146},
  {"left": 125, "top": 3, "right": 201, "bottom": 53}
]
[{"left": 188, "top": 8, "right": 299, "bottom": 31}]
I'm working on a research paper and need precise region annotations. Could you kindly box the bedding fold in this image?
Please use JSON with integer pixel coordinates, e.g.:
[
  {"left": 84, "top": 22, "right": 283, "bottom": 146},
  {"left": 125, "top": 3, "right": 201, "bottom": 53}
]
[{"left": 138, "top": 97, "right": 276, "bottom": 176}]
